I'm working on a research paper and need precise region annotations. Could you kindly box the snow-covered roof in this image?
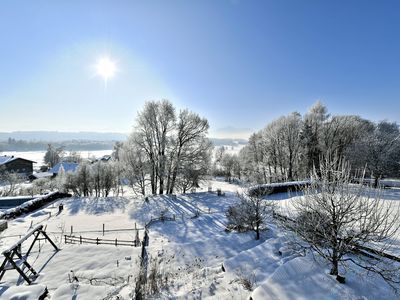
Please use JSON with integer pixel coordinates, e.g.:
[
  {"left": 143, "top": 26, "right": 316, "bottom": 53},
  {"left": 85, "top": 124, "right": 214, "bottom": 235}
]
[
  {"left": 0, "top": 155, "right": 36, "bottom": 165},
  {"left": 100, "top": 155, "right": 112, "bottom": 161},
  {"left": 49, "top": 162, "right": 79, "bottom": 174},
  {"left": 31, "top": 172, "right": 54, "bottom": 179}
]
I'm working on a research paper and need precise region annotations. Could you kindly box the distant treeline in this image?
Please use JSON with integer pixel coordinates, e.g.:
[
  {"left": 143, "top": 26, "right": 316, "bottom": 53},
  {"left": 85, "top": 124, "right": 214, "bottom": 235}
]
[
  {"left": 0, "top": 138, "right": 115, "bottom": 151},
  {"left": 0, "top": 137, "right": 247, "bottom": 152}
]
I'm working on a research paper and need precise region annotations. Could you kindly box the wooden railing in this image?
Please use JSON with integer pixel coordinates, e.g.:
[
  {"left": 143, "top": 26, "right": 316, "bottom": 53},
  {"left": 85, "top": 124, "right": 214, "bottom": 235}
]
[
  {"left": 64, "top": 235, "right": 141, "bottom": 247},
  {"left": 145, "top": 215, "right": 175, "bottom": 229}
]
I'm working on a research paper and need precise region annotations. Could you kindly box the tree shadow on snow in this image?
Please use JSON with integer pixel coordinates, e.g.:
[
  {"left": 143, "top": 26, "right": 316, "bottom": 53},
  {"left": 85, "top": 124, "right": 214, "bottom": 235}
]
[{"left": 67, "top": 197, "right": 131, "bottom": 215}]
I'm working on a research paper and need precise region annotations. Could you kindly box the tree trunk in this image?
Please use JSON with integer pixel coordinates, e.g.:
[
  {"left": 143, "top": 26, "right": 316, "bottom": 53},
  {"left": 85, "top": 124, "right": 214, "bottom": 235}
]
[
  {"left": 330, "top": 256, "right": 339, "bottom": 276},
  {"left": 329, "top": 260, "right": 339, "bottom": 276},
  {"left": 255, "top": 221, "right": 260, "bottom": 240},
  {"left": 373, "top": 175, "right": 380, "bottom": 188}
]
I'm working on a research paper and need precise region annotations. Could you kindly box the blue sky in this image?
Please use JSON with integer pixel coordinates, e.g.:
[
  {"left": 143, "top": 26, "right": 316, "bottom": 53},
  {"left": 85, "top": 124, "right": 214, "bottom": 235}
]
[{"left": 0, "top": 0, "right": 399, "bottom": 138}]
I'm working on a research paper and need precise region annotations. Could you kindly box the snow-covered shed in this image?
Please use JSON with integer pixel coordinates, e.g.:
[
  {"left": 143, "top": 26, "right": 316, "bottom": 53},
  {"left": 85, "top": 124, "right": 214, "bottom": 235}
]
[{"left": 0, "top": 155, "right": 36, "bottom": 175}]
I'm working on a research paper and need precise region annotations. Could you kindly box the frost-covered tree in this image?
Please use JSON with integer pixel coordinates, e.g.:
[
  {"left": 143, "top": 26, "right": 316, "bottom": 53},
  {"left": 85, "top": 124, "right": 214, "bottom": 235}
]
[
  {"left": 301, "top": 101, "right": 329, "bottom": 174},
  {"left": 112, "top": 141, "right": 124, "bottom": 161},
  {"left": 173, "top": 138, "right": 212, "bottom": 193},
  {"left": 227, "top": 192, "right": 274, "bottom": 240},
  {"left": 0, "top": 166, "right": 22, "bottom": 196},
  {"left": 44, "top": 144, "right": 64, "bottom": 168},
  {"left": 121, "top": 138, "right": 149, "bottom": 196},
  {"left": 135, "top": 100, "right": 176, "bottom": 194},
  {"left": 75, "top": 162, "right": 92, "bottom": 197},
  {"left": 348, "top": 121, "right": 400, "bottom": 187},
  {"left": 166, "top": 109, "right": 209, "bottom": 194},
  {"left": 127, "top": 100, "right": 211, "bottom": 195},
  {"left": 288, "top": 153, "right": 400, "bottom": 284}
]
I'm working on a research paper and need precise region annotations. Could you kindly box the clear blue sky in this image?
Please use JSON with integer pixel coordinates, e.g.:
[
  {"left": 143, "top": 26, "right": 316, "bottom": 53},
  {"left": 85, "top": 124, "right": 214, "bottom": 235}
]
[{"left": 1, "top": 0, "right": 399, "bottom": 138}]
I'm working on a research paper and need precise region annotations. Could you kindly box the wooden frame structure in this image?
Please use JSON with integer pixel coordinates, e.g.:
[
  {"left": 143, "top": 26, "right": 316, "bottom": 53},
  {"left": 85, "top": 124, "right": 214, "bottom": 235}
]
[{"left": 0, "top": 224, "right": 58, "bottom": 284}]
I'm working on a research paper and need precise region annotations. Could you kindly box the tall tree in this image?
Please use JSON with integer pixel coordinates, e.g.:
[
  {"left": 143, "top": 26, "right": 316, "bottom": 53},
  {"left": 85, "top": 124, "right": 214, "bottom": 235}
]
[{"left": 167, "top": 109, "right": 209, "bottom": 194}]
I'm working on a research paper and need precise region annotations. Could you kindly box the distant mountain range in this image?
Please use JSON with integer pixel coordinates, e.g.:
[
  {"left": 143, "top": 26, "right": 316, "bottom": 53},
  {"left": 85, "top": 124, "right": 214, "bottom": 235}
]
[{"left": 0, "top": 131, "right": 128, "bottom": 142}]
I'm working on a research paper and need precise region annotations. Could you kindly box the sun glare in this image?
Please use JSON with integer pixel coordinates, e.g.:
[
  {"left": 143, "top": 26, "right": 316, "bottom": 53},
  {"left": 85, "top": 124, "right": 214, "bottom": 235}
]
[{"left": 95, "top": 56, "right": 117, "bottom": 84}]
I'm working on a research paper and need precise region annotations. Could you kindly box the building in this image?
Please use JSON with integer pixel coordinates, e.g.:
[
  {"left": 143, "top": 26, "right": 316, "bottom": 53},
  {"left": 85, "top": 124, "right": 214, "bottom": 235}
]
[
  {"left": 29, "top": 161, "right": 80, "bottom": 181},
  {"left": 49, "top": 162, "right": 79, "bottom": 175},
  {"left": 0, "top": 156, "right": 36, "bottom": 175}
]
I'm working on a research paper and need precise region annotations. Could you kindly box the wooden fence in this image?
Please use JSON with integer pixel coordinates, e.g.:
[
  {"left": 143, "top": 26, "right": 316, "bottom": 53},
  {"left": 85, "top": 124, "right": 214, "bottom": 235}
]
[
  {"left": 64, "top": 235, "right": 141, "bottom": 247},
  {"left": 145, "top": 215, "right": 175, "bottom": 229}
]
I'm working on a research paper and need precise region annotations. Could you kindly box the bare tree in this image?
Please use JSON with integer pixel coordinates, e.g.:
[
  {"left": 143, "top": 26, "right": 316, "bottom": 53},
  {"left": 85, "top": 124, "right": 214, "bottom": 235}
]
[
  {"left": 287, "top": 153, "right": 400, "bottom": 285},
  {"left": 227, "top": 192, "right": 274, "bottom": 240}
]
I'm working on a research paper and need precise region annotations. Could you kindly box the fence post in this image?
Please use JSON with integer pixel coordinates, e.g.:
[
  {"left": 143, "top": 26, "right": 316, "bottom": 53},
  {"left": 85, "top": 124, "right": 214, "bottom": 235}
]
[
  {"left": 70, "top": 225, "right": 73, "bottom": 235},
  {"left": 80, "top": 236, "right": 82, "bottom": 244},
  {"left": 96, "top": 237, "right": 99, "bottom": 245},
  {"left": 64, "top": 235, "right": 67, "bottom": 244},
  {"left": 103, "top": 224, "right": 105, "bottom": 236},
  {"left": 115, "top": 238, "right": 117, "bottom": 246}
]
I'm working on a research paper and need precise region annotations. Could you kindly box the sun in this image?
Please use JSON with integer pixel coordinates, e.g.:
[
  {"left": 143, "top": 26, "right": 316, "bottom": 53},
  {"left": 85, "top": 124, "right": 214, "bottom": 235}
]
[{"left": 95, "top": 56, "right": 117, "bottom": 84}]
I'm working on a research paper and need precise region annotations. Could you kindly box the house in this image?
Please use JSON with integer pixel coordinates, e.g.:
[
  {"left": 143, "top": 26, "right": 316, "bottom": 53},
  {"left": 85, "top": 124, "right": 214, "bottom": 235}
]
[
  {"left": 29, "top": 161, "right": 80, "bottom": 181},
  {"left": 49, "top": 162, "right": 79, "bottom": 175},
  {"left": 0, "top": 155, "right": 36, "bottom": 175}
]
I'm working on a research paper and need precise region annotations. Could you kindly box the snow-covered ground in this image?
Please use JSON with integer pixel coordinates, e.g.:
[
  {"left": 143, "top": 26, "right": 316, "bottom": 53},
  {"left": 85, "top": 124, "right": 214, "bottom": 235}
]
[{"left": 0, "top": 179, "right": 399, "bottom": 299}]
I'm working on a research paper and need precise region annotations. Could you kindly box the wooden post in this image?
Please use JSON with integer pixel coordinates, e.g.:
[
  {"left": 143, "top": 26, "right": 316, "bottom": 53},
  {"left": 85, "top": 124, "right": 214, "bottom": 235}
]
[
  {"left": 64, "top": 235, "right": 67, "bottom": 244},
  {"left": 80, "top": 236, "right": 82, "bottom": 244},
  {"left": 115, "top": 238, "right": 117, "bottom": 246},
  {"left": 103, "top": 224, "right": 105, "bottom": 236},
  {"left": 70, "top": 225, "right": 73, "bottom": 235},
  {"left": 96, "top": 237, "right": 99, "bottom": 245}
]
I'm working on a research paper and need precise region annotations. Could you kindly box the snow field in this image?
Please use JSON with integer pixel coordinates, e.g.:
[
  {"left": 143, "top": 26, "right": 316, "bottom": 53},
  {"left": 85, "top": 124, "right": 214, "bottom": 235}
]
[{"left": 0, "top": 179, "right": 399, "bottom": 299}]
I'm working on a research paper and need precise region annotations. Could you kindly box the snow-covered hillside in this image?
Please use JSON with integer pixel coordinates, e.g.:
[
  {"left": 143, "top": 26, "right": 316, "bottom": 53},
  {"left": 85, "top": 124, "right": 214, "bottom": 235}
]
[{"left": 0, "top": 180, "right": 399, "bottom": 299}]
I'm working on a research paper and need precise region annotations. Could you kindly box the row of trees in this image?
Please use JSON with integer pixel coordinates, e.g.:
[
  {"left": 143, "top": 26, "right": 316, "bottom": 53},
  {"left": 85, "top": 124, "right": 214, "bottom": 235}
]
[
  {"left": 219, "top": 102, "right": 400, "bottom": 186},
  {"left": 43, "top": 100, "right": 212, "bottom": 197},
  {"left": 38, "top": 161, "right": 123, "bottom": 197}
]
